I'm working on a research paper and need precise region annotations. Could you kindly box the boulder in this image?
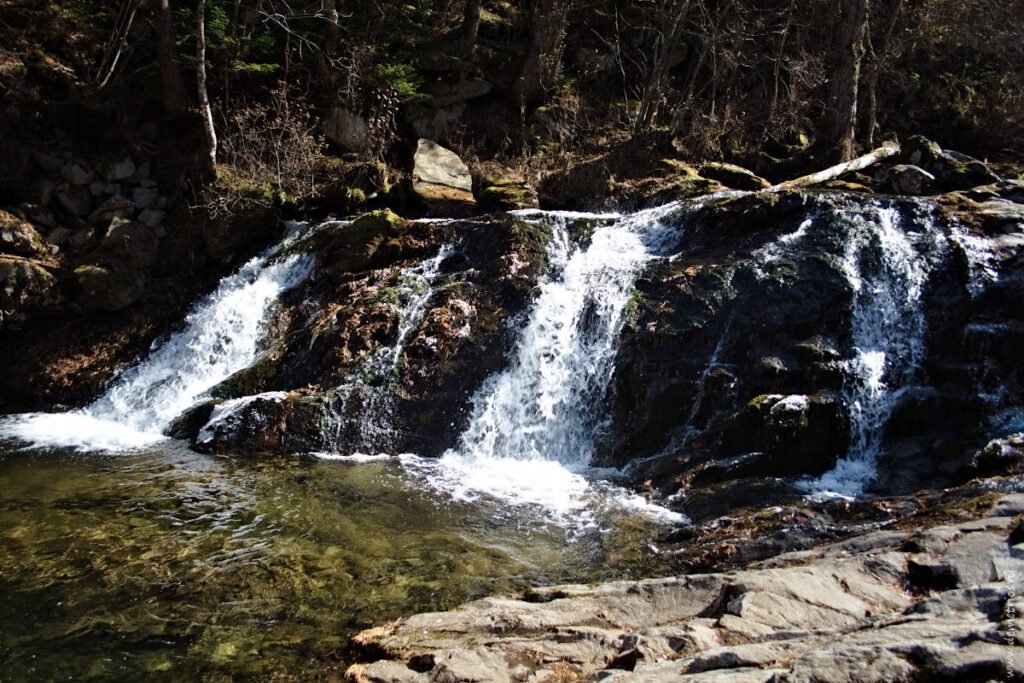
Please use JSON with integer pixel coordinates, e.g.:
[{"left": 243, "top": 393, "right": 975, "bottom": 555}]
[
  {"left": 204, "top": 206, "right": 278, "bottom": 260},
  {"left": 102, "top": 219, "right": 159, "bottom": 269},
  {"left": 430, "top": 76, "right": 492, "bottom": 107},
  {"left": 0, "top": 255, "right": 61, "bottom": 328},
  {"left": 888, "top": 164, "right": 936, "bottom": 195},
  {"left": 899, "top": 135, "right": 1002, "bottom": 192},
  {"left": 700, "top": 162, "right": 771, "bottom": 191},
  {"left": 54, "top": 185, "right": 93, "bottom": 218},
  {"left": 137, "top": 208, "right": 166, "bottom": 229},
  {"left": 60, "top": 161, "right": 95, "bottom": 186},
  {"left": 0, "top": 210, "right": 49, "bottom": 259},
  {"left": 477, "top": 181, "right": 539, "bottom": 211},
  {"left": 972, "top": 432, "right": 1024, "bottom": 475},
  {"left": 89, "top": 195, "right": 135, "bottom": 228},
  {"left": 131, "top": 187, "right": 159, "bottom": 210},
  {"left": 316, "top": 209, "right": 426, "bottom": 274},
  {"left": 323, "top": 107, "right": 369, "bottom": 153},
  {"left": 72, "top": 263, "right": 145, "bottom": 312},
  {"left": 101, "top": 156, "right": 136, "bottom": 182},
  {"left": 412, "top": 139, "right": 475, "bottom": 215},
  {"left": 721, "top": 393, "right": 846, "bottom": 476}
]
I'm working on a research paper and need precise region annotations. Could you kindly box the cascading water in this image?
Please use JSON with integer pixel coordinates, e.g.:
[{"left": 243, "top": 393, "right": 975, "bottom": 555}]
[
  {"left": 311, "top": 242, "right": 452, "bottom": 453},
  {"left": 0, "top": 224, "right": 315, "bottom": 451},
  {"left": 803, "top": 201, "right": 942, "bottom": 498},
  {"left": 432, "top": 204, "right": 689, "bottom": 518}
]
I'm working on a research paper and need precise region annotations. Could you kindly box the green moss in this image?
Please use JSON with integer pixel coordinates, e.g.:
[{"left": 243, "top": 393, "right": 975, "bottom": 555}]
[
  {"left": 508, "top": 217, "right": 553, "bottom": 251},
  {"left": 895, "top": 492, "right": 1003, "bottom": 530},
  {"left": 479, "top": 185, "right": 532, "bottom": 206},
  {"left": 793, "top": 342, "right": 825, "bottom": 363},
  {"left": 622, "top": 287, "right": 642, "bottom": 332},
  {"left": 747, "top": 394, "right": 782, "bottom": 412},
  {"left": 281, "top": 221, "right": 346, "bottom": 256}
]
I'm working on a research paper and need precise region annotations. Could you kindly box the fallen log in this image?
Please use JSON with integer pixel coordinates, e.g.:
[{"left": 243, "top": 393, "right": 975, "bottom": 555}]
[{"left": 770, "top": 141, "right": 900, "bottom": 190}]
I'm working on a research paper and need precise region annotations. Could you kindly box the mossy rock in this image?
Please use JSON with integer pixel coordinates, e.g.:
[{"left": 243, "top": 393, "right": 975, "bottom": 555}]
[
  {"left": 0, "top": 210, "right": 50, "bottom": 260},
  {"left": 72, "top": 263, "right": 144, "bottom": 312},
  {"left": 209, "top": 343, "right": 287, "bottom": 399},
  {"left": 0, "top": 255, "right": 61, "bottom": 328},
  {"left": 318, "top": 209, "right": 412, "bottom": 273},
  {"left": 478, "top": 183, "right": 538, "bottom": 211}
]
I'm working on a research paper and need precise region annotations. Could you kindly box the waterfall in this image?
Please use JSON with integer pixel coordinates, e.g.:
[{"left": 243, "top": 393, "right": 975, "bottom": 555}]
[
  {"left": 308, "top": 243, "right": 452, "bottom": 454},
  {"left": 803, "top": 201, "right": 941, "bottom": 498},
  {"left": 1, "top": 224, "right": 315, "bottom": 452},
  {"left": 432, "top": 204, "right": 688, "bottom": 515}
]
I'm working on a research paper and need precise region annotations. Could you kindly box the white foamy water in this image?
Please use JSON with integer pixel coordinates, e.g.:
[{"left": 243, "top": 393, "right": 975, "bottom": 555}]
[
  {"left": 435, "top": 203, "right": 689, "bottom": 522},
  {"left": 802, "top": 203, "right": 940, "bottom": 498},
  {"left": 0, "top": 225, "right": 315, "bottom": 452},
  {"left": 949, "top": 227, "right": 1000, "bottom": 298}
]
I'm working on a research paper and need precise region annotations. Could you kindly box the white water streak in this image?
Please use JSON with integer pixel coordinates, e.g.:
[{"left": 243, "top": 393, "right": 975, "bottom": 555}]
[
  {"left": 434, "top": 204, "right": 688, "bottom": 521},
  {"left": 1, "top": 226, "right": 315, "bottom": 452},
  {"left": 804, "top": 204, "right": 937, "bottom": 498}
]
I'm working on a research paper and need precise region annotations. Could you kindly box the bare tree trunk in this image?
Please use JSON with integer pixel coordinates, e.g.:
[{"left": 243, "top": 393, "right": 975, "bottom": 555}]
[
  {"left": 154, "top": 0, "right": 189, "bottom": 113},
  {"left": 97, "top": 0, "right": 139, "bottom": 89},
  {"left": 196, "top": 0, "right": 217, "bottom": 171},
  {"left": 457, "top": 0, "right": 482, "bottom": 59},
  {"left": 512, "top": 0, "right": 571, "bottom": 109},
  {"left": 637, "top": 0, "right": 690, "bottom": 129},
  {"left": 820, "top": 0, "right": 869, "bottom": 163},
  {"left": 324, "top": 0, "right": 340, "bottom": 56}
]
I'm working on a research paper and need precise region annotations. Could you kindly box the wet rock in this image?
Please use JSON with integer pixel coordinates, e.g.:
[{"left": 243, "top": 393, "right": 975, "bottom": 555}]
[
  {"left": 0, "top": 255, "right": 61, "bottom": 328},
  {"left": 972, "top": 433, "right": 1024, "bottom": 475},
  {"left": 72, "top": 263, "right": 145, "bottom": 312},
  {"left": 699, "top": 162, "right": 771, "bottom": 191},
  {"left": 412, "top": 139, "right": 475, "bottom": 215}
]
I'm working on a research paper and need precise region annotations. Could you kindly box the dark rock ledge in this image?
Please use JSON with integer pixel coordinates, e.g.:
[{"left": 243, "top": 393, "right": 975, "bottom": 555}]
[{"left": 348, "top": 493, "right": 1024, "bottom": 682}]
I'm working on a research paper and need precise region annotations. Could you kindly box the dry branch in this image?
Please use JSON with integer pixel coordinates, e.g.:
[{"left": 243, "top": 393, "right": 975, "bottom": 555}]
[{"left": 770, "top": 141, "right": 900, "bottom": 190}]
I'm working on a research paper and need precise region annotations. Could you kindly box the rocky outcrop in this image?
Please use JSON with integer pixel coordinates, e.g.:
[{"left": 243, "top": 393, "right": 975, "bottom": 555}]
[
  {"left": 182, "top": 209, "right": 559, "bottom": 456},
  {"left": 603, "top": 184, "right": 1024, "bottom": 506},
  {"left": 349, "top": 493, "right": 1024, "bottom": 682}
]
